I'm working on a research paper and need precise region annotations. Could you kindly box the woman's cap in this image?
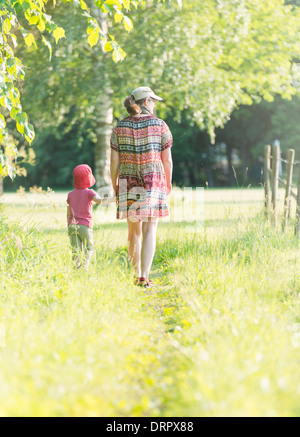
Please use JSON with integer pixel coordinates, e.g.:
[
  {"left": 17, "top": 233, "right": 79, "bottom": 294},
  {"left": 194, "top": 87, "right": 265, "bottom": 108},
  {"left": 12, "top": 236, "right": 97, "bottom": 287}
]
[
  {"left": 131, "top": 86, "right": 163, "bottom": 101},
  {"left": 73, "top": 164, "right": 96, "bottom": 189}
]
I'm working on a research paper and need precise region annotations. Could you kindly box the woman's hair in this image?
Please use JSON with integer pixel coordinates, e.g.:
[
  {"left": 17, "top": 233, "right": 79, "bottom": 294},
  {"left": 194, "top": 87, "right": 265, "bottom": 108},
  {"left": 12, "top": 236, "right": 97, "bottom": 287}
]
[{"left": 123, "top": 95, "right": 146, "bottom": 115}]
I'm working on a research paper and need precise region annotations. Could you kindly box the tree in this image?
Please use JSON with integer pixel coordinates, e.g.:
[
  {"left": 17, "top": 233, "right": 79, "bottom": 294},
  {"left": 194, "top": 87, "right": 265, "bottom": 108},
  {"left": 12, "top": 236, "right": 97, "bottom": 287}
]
[
  {"left": 122, "top": 0, "right": 300, "bottom": 133},
  {"left": 92, "top": 0, "right": 300, "bottom": 187},
  {"left": 112, "top": 0, "right": 300, "bottom": 186},
  {"left": 0, "top": 0, "right": 167, "bottom": 183}
]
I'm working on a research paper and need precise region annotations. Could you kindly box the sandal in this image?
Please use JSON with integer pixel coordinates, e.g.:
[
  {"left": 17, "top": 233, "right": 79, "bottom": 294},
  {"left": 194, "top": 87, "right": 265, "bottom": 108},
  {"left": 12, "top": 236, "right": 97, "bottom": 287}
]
[{"left": 138, "top": 277, "right": 153, "bottom": 289}]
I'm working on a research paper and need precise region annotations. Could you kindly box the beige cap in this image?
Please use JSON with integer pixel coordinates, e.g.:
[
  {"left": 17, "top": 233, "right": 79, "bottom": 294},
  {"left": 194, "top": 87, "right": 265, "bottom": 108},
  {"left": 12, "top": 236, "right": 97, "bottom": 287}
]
[{"left": 131, "top": 86, "right": 163, "bottom": 101}]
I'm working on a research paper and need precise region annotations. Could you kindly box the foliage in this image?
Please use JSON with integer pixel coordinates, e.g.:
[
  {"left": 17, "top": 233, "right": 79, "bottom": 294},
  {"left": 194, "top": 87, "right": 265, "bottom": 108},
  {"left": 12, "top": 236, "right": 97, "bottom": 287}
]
[
  {"left": 214, "top": 90, "right": 300, "bottom": 186},
  {"left": 266, "top": 93, "right": 300, "bottom": 161},
  {"left": 0, "top": 0, "right": 168, "bottom": 178},
  {"left": 117, "top": 0, "right": 300, "bottom": 140},
  {"left": 0, "top": 131, "right": 34, "bottom": 180},
  {"left": 164, "top": 112, "right": 211, "bottom": 186},
  {"left": 5, "top": 105, "right": 95, "bottom": 189}
]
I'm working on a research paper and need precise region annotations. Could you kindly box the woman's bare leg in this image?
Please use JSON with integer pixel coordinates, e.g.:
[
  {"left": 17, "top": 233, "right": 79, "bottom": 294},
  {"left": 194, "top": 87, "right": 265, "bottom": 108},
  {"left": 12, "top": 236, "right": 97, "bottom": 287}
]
[
  {"left": 141, "top": 218, "right": 158, "bottom": 279},
  {"left": 127, "top": 217, "right": 142, "bottom": 277}
]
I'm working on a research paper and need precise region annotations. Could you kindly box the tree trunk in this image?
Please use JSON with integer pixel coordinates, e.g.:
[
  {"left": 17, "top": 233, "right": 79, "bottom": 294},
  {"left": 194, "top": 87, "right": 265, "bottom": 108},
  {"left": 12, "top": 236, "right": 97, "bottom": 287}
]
[
  {"left": 0, "top": 178, "right": 3, "bottom": 196},
  {"left": 226, "top": 143, "right": 235, "bottom": 186},
  {"left": 241, "top": 142, "right": 248, "bottom": 185},
  {"left": 205, "top": 140, "right": 214, "bottom": 188},
  {"left": 94, "top": 86, "right": 113, "bottom": 189},
  {"left": 91, "top": 5, "right": 114, "bottom": 190}
]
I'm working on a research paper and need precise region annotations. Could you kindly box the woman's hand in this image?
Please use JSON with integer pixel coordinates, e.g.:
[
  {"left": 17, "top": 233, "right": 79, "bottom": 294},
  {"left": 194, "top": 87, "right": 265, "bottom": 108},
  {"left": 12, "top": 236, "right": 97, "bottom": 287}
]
[
  {"left": 166, "top": 184, "right": 172, "bottom": 196},
  {"left": 112, "top": 183, "right": 118, "bottom": 195}
]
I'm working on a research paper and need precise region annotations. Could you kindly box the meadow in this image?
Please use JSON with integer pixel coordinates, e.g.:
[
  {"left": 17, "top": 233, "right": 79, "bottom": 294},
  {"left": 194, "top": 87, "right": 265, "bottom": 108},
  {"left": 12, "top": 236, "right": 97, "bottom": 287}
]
[{"left": 0, "top": 187, "right": 299, "bottom": 417}]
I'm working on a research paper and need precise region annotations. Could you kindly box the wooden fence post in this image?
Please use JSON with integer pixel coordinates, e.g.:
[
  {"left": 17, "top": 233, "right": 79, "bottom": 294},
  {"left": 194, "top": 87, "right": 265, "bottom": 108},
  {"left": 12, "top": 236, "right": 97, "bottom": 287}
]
[
  {"left": 264, "top": 145, "right": 271, "bottom": 218},
  {"left": 295, "top": 164, "right": 300, "bottom": 237},
  {"left": 271, "top": 145, "right": 280, "bottom": 228},
  {"left": 283, "top": 149, "right": 295, "bottom": 232}
]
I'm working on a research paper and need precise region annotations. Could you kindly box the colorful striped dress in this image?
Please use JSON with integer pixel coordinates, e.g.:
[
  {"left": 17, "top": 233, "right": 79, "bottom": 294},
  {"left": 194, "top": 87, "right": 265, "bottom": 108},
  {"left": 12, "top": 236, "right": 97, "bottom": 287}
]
[{"left": 110, "top": 115, "right": 173, "bottom": 220}]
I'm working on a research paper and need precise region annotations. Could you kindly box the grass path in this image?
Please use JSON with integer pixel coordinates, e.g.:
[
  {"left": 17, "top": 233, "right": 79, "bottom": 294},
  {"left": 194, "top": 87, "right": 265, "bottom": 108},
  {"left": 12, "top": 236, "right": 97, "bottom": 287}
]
[{"left": 0, "top": 189, "right": 300, "bottom": 416}]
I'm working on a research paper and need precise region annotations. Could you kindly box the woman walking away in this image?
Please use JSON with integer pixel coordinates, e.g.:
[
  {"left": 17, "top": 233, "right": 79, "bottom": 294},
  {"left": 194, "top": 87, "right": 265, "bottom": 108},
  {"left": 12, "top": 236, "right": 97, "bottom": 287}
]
[
  {"left": 67, "top": 164, "right": 114, "bottom": 270},
  {"left": 110, "top": 86, "right": 173, "bottom": 288}
]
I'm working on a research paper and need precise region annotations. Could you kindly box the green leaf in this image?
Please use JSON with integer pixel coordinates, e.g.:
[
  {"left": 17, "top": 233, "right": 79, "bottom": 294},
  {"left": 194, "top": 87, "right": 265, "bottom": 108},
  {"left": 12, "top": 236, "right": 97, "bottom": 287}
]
[
  {"left": 0, "top": 114, "right": 6, "bottom": 130},
  {"left": 37, "top": 19, "right": 46, "bottom": 32},
  {"left": 16, "top": 112, "right": 28, "bottom": 126},
  {"left": 80, "top": 0, "right": 88, "bottom": 10},
  {"left": 106, "top": 0, "right": 122, "bottom": 6},
  {"left": 4, "top": 96, "right": 13, "bottom": 111},
  {"left": 6, "top": 57, "right": 15, "bottom": 68},
  {"left": 87, "top": 26, "right": 94, "bottom": 34},
  {"left": 6, "top": 162, "right": 15, "bottom": 180},
  {"left": 0, "top": 153, "right": 6, "bottom": 167},
  {"left": 16, "top": 122, "right": 24, "bottom": 134},
  {"left": 25, "top": 12, "right": 40, "bottom": 25},
  {"left": 10, "top": 107, "right": 19, "bottom": 120},
  {"left": 11, "top": 87, "right": 20, "bottom": 101},
  {"left": 101, "top": 3, "right": 114, "bottom": 13},
  {"left": 46, "top": 22, "right": 57, "bottom": 33},
  {"left": 53, "top": 27, "right": 65, "bottom": 43},
  {"left": 24, "top": 33, "right": 37, "bottom": 48},
  {"left": 88, "top": 31, "right": 99, "bottom": 48},
  {"left": 19, "top": 27, "right": 29, "bottom": 38},
  {"left": 104, "top": 41, "right": 113, "bottom": 52},
  {"left": 16, "top": 65, "right": 25, "bottom": 80},
  {"left": 123, "top": 16, "right": 133, "bottom": 32},
  {"left": 10, "top": 34, "right": 18, "bottom": 48},
  {"left": 21, "top": 1, "right": 31, "bottom": 12},
  {"left": 42, "top": 36, "right": 52, "bottom": 60},
  {"left": 24, "top": 123, "right": 35, "bottom": 143},
  {"left": 114, "top": 11, "right": 123, "bottom": 23},
  {"left": 112, "top": 47, "right": 126, "bottom": 62},
  {"left": 3, "top": 18, "right": 11, "bottom": 34}
]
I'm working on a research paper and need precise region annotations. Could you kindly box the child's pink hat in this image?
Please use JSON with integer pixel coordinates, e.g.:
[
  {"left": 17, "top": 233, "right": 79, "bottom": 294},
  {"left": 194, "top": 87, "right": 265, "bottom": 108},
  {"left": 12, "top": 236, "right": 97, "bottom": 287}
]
[{"left": 73, "top": 164, "right": 96, "bottom": 189}]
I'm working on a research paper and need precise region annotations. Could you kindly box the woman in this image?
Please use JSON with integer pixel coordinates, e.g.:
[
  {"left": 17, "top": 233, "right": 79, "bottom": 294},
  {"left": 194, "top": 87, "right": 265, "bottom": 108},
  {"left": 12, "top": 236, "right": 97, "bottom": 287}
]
[{"left": 110, "top": 86, "right": 173, "bottom": 288}]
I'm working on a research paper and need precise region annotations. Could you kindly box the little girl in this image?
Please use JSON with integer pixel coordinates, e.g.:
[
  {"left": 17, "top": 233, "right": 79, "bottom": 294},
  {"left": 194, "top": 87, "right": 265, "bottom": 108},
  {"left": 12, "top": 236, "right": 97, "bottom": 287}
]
[{"left": 67, "top": 164, "right": 114, "bottom": 269}]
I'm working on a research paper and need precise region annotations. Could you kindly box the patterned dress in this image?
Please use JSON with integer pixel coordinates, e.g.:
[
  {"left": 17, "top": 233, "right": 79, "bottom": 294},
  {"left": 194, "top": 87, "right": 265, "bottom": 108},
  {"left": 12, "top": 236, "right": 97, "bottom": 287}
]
[{"left": 110, "top": 115, "right": 173, "bottom": 220}]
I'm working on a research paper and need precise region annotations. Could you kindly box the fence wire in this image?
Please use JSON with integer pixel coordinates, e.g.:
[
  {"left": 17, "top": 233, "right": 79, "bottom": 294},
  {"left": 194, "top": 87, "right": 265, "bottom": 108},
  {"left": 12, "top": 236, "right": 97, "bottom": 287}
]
[
  {"left": 280, "top": 158, "right": 300, "bottom": 166},
  {"left": 269, "top": 156, "right": 300, "bottom": 166}
]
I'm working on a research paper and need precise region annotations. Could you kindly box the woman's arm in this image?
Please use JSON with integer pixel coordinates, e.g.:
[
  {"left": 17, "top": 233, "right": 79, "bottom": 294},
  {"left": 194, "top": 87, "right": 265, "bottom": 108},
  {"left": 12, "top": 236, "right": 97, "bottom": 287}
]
[
  {"left": 161, "top": 148, "right": 173, "bottom": 195},
  {"left": 110, "top": 149, "right": 120, "bottom": 194},
  {"left": 93, "top": 194, "right": 115, "bottom": 205}
]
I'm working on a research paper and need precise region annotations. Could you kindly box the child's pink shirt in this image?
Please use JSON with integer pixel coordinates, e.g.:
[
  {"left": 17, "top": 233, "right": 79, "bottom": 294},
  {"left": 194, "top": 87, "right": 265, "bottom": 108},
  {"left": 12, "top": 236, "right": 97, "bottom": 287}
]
[{"left": 67, "top": 188, "right": 97, "bottom": 228}]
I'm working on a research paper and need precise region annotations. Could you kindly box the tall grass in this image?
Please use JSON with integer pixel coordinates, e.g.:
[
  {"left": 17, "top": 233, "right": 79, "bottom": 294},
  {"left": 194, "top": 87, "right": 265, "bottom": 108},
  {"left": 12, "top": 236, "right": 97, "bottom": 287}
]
[
  {"left": 0, "top": 193, "right": 299, "bottom": 416},
  {"left": 152, "top": 216, "right": 300, "bottom": 416}
]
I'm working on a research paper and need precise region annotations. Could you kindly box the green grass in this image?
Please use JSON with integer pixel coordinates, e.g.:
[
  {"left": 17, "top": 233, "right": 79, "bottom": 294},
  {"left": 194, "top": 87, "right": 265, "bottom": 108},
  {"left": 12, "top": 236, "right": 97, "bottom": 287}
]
[{"left": 0, "top": 188, "right": 299, "bottom": 416}]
